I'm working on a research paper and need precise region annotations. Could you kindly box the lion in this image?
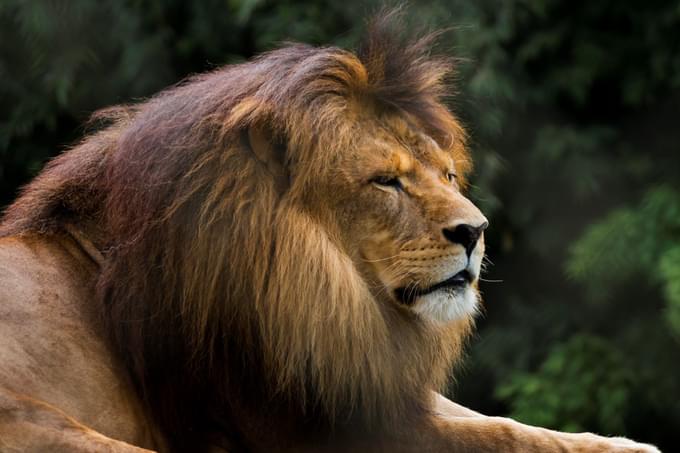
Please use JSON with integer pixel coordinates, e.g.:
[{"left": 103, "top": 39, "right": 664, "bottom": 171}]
[{"left": 0, "top": 12, "right": 659, "bottom": 453}]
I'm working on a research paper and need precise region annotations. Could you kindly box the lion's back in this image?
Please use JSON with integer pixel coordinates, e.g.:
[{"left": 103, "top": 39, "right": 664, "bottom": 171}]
[{"left": 0, "top": 234, "right": 155, "bottom": 447}]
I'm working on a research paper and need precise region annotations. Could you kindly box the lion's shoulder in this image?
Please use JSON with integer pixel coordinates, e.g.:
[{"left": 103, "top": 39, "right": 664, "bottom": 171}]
[{"left": 0, "top": 234, "right": 97, "bottom": 330}]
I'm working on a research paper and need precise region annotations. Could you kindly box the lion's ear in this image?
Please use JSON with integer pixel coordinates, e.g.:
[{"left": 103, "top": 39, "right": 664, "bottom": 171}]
[{"left": 241, "top": 125, "right": 289, "bottom": 192}]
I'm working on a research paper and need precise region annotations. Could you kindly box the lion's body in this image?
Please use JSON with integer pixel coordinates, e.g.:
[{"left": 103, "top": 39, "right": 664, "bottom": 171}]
[
  {"left": 0, "top": 234, "right": 158, "bottom": 451},
  {"left": 0, "top": 12, "right": 659, "bottom": 453}
]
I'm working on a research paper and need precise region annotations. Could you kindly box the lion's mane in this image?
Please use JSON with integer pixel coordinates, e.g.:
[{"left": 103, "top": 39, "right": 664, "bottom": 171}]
[{"left": 1, "top": 14, "right": 473, "bottom": 450}]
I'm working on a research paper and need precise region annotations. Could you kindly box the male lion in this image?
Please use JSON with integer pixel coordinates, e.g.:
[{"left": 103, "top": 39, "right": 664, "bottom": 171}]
[{"left": 0, "top": 13, "right": 659, "bottom": 453}]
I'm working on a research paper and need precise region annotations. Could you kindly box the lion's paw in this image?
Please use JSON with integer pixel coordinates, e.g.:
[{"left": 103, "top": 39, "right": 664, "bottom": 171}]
[
  {"left": 598, "top": 436, "right": 660, "bottom": 453},
  {"left": 564, "top": 432, "right": 661, "bottom": 453}
]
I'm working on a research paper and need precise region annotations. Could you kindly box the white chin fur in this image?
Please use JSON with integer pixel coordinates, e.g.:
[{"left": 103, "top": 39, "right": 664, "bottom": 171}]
[{"left": 412, "top": 287, "right": 479, "bottom": 323}]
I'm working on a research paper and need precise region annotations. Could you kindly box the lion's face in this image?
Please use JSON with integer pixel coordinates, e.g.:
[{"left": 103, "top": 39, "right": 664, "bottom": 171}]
[{"left": 320, "top": 115, "right": 487, "bottom": 324}]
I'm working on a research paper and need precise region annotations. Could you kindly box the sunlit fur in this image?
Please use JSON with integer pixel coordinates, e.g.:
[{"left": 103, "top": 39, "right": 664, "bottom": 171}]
[{"left": 0, "top": 13, "right": 476, "bottom": 450}]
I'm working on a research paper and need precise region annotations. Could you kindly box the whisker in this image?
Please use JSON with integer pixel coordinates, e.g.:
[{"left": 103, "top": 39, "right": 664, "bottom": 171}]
[
  {"left": 361, "top": 254, "right": 402, "bottom": 263},
  {"left": 399, "top": 254, "right": 455, "bottom": 262},
  {"left": 405, "top": 278, "right": 421, "bottom": 304},
  {"left": 370, "top": 265, "right": 409, "bottom": 300}
]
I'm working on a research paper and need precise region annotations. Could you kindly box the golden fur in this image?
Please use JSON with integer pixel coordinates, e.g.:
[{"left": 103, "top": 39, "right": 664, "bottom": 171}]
[{"left": 0, "top": 11, "right": 660, "bottom": 453}]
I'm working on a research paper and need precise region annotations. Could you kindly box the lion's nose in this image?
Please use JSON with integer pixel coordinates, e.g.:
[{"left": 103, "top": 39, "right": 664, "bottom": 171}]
[{"left": 442, "top": 221, "right": 489, "bottom": 256}]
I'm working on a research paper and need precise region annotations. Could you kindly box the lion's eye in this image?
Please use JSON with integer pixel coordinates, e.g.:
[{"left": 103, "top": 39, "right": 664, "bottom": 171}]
[
  {"left": 447, "top": 172, "right": 457, "bottom": 183},
  {"left": 370, "top": 175, "right": 403, "bottom": 190}
]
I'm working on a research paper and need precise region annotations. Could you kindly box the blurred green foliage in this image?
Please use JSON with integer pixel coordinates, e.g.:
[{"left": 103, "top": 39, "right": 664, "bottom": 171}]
[
  {"left": 1, "top": 0, "right": 679, "bottom": 449},
  {"left": 568, "top": 186, "right": 680, "bottom": 332},
  {"left": 497, "top": 334, "right": 634, "bottom": 434}
]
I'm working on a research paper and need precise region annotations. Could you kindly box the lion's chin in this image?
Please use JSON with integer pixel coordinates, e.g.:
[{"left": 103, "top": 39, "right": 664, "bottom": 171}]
[{"left": 411, "top": 287, "right": 479, "bottom": 323}]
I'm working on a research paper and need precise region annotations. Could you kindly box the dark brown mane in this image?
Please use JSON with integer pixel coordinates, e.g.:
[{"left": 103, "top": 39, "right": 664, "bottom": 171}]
[{"left": 0, "top": 12, "right": 472, "bottom": 450}]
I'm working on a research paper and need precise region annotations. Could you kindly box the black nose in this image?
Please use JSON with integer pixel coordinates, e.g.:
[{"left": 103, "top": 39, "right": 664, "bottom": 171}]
[{"left": 442, "top": 222, "right": 489, "bottom": 256}]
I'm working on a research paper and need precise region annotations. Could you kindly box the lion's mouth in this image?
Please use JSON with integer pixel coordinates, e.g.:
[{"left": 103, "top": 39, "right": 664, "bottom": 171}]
[{"left": 394, "top": 270, "right": 473, "bottom": 306}]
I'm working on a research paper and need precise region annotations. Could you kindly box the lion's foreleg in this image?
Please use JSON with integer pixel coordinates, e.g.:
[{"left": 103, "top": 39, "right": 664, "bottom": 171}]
[
  {"left": 0, "top": 388, "right": 155, "bottom": 453},
  {"left": 431, "top": 392, "right": 483, "bottom": 418},
  {"left": 407, "top": 394, "right": 660, "bottom": 453},
  {"left": 426, "top": 414, "right": 660, "bottom": 452}
]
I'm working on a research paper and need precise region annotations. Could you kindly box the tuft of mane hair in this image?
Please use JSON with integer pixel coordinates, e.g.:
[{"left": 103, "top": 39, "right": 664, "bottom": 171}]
[{"left": 0, "top": 10, "right": 472, "bottom": 451}]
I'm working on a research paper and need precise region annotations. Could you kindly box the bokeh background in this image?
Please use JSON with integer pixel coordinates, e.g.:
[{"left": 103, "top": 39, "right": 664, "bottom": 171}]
[{"left": 1, "top": 0, "right": 679, "bottom": 449}]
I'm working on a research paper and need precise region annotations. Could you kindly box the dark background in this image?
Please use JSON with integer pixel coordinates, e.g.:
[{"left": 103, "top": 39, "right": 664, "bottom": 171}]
[{"left": 1, "top": 1, "right": 679, "bottom": 449}]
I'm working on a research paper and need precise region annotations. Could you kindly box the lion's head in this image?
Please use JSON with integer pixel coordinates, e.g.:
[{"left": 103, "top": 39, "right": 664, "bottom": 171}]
[
  {"left": 1, "top": 13, "right": 487, "bottom": 449},
  {"left": 323, "top": 111, "right": 488, "bottom": 324}
]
